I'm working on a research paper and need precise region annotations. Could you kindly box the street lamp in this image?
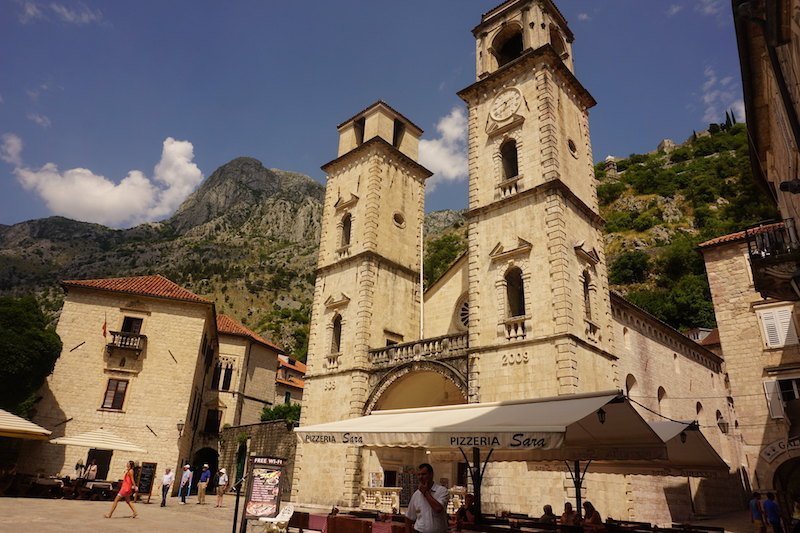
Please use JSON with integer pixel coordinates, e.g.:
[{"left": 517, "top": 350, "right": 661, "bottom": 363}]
[
  {"left": 177, "top": 419, "right": 185, "bottom": 437},
  {"left": 596, "top": 408, "right": 606, "bottom": 424}
]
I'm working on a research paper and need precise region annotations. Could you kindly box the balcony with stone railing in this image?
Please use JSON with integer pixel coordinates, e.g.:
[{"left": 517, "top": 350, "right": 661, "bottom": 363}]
[
  {"left": 107, "top": 331, "right": 147, "bottom": 356},
  {"left": 746, "top": 219, "right": 800, "bottom": 300},
  {"left": 368, "top": 332, "right": 468, "bottom": 369},
  {"left": 503, "top": 316, "right": 527, "bottom": 341}
]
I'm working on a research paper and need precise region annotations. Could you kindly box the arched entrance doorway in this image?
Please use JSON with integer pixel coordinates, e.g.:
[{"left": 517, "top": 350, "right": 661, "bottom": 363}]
[
  {"left": 363, "top": 363, "right": 468, "bottom": 504},
  {"left": 192, "top": 447, "right": 219, "bottom": 492},
  {"left": 774, "top": 456, "right": 800, "bottom": 514}
]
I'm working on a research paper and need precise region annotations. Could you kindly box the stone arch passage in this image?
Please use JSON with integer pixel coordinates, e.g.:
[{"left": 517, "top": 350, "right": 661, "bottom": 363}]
[{"left": 364, "top": 361, "right": 468, "bottom": 415}]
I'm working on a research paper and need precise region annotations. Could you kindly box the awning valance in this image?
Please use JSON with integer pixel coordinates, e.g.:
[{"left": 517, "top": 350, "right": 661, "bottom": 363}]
[
  {"left": 296, "top": 390, "right": 668, "bottom": 462},
  {"left": 50, "top": 428, "right": 146, "bottom": 453}
]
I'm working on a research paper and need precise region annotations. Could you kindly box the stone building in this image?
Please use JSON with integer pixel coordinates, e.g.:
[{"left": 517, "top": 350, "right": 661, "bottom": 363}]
[
  {"left": 292, "top": 0, "right": 741, "bottom": 524},
  {"left": 700, "top": 228, "right": 800, "bottom": 512},
  {"left": 732, "top": 0, "right": 800, "bottom": 300},
  {"left": 18, "top": 275, "right": 280, "bottom": 491},
  {"left": 275, "top": 356, "right": 305, "bottom": 406}
]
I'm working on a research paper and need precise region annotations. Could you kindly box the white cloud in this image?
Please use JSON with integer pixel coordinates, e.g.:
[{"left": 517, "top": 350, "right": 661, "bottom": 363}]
[
  {"left": 695, "top": 0, "right": 724, "bottom": 16},
  {"left": 17, "top": 1, "right": 44, "bottom": 23},
  {"left": 9, "top": 136, "right": 204, "bottom": 227},
  {"left": 699, "top": 66, "right": 745, "bottom": 123},
  {"left": 577, "top": 13, "right": 590, "bottom": 21},
  {"left": 27, "top": 113, "right": 52, "bottom": 129},
  {"left": 419, "top": 107, "right": 468, "bottom": 192},
  {"left": 49, "top": 2, "right": 103, "bottom": 25},
  {"left": 1, "top": 134, "right": 24, "bottom": 166},
  {"left": 731, "top": 100, "right": 746, "bottom": 123},
  {"left": 666, "top": 5, "right": 683, "bottom": 17}
]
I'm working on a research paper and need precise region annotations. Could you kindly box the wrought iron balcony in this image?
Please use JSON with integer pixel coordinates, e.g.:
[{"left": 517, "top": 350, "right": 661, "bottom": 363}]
[
  {"left": 746, "top": 219, "right": 800, "bottom": 300},
  {"left": 368, "top": 332, "right": 468, "bottom": 369},
  {"left": 107, "top": 331, "right": 147, "bottom": 354}
]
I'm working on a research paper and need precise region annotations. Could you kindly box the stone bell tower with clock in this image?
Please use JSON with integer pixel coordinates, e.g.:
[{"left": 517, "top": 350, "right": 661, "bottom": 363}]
[{"left": 457, "top": 0, "right": 618, "bottom": 402}]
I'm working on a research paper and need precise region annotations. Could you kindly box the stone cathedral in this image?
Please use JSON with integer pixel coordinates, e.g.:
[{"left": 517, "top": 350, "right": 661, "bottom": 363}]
[{"left": 293, "top": 0, "right": 742, "bottom": 523}]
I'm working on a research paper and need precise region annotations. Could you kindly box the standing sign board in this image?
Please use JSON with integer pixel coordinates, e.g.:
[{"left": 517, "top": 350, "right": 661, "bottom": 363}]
[
  {"left": 244, "top": 456, "right": 284, "bottom": 519},
  {"left": 135, "top": 462, "right": 157, "bottom": 504}
]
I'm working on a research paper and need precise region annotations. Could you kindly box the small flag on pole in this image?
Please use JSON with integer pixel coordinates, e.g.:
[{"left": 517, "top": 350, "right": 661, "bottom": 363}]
[{"left": 102, "top": 314, "right": 107, "bottom": 339}]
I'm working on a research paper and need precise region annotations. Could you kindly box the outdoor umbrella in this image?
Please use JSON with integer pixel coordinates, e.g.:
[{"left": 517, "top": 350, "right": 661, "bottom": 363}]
[
  {"left": 0, "top": 409, "right": 51, "bottom": 440},
  {"left": 50, "top": 428, "right": 146, "bottom": 453}
]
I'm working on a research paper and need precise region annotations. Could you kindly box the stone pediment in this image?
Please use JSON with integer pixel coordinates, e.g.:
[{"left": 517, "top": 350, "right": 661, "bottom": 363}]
[
  {"left": 325, "top": 293, "right": 351, "bottom": 309},
  {"left": 334, "top": 193, "right": 359, "bottom": 211},
  {"left": 489, "top": 238, "right": 532, "bottom": 262},
  {"left": 486, "top": 114, "right": 525, "bottom": 137},
  {"left": 574, "top": 241, "right": 600, "bottom": 265}
]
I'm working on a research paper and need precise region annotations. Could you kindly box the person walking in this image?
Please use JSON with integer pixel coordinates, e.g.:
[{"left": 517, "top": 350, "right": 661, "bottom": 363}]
[
  {"left": 405, "top": 463, "right": 449, "bottom": 533},
  {"left": 751, "top": 492, "right": 767, "bottom": 533},
  {"left": 197, "top": 464, "right": 211, "bottom": 505},
  {"left": 160, "top": 467, "right": 175, "bottom": 507},
  {"left": 178, "top": 464, "right": 193, "bottom": 504},
  {"left": 215, "top": 468, "right": 229, "bottom": 508},
  {"left": 104, "top": 460, "right": 137, "bottom": 519},
  {"left": 764, "top": 493, "right": 784, "bottom": 533}
]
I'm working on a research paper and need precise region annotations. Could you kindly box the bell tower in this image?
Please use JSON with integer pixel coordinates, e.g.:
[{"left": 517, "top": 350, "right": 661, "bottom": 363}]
[
  {"left": 293, "top": 102, "right": 431, "bottom": 507},
  {"left": 458, "top": 0, "right": 617, "bottom": 401}
]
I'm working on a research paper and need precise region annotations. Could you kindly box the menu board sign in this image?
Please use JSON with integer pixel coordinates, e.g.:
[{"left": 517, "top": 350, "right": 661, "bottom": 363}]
[
  {"left": 135, "top": 462, "right": 157, "bottom": 503},
  {"left": 245, "top": 456, "right": 285, "bottom": 519}
]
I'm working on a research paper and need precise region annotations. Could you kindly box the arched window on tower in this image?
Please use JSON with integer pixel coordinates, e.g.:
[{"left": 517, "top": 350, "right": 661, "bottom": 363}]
[
  {"left": 331, "top": 314, "right": 342, "bottom": 354},
  {"left": 625, "top": 374, "right": 637, "bottom": 397},
  {"left": 582, "top": 270, "right": 592, "bottom": 321},
  {"left": 657, "top": 386, "right": 667, "bottom": 415},
  {"left": 500, "top": 139, "right": 519, "bottom": 180},
  {"left": 505, "top": 267, "right": 525, "bottom": 317},
  {"left": 550, "top": 26, "right": 567, "bottom": 58},
  {"left": 341, "top": 213, "right": 352, "bottom": 247},
  {"left": 492, "top": 25, "right": 524, "bottom": 68}
]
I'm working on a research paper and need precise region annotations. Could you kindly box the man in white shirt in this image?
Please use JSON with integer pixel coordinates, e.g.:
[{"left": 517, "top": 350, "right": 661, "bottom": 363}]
[
  {"left": 160, "top": 467, "right": 175, "bottom": 507},
  {"left": 405, "top": 463, "right": 449, "bottom": 533}
]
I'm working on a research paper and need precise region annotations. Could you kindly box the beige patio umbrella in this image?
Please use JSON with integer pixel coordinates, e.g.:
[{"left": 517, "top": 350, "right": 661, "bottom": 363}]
[
  {"left": 50, "top": 428, "right": 146, "bottom": 453},
  {"left": 0, "top": 409, "right": 51, "bottom": 440}
]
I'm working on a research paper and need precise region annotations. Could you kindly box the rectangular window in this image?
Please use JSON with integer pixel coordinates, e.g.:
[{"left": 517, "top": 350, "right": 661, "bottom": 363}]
[
  {"left": 284, "top": 391, "right": 292, "bottom": 404},
  {"left": 204, "top": 409, "right": 221, "bottom": 434},
  {"left": 779, "top": 378, "right": 800, "bottom": 402},
  {"left": 757, "top": 305, "right": 799, "bottom": 348},
  {"left": 102, "top": 379, "right": 128, "bottom": 410},
  {"left": 121, "top": 317, "right": 143, "bottom": 334},
  {"left": 211, "top": 363, "right": 221, "bottom": 391},
  {"left": 221, "top": 366, "right": 233, "bottom": 391}
]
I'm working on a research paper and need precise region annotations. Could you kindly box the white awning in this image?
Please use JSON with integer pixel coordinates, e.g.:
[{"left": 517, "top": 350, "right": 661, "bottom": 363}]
[
  {"left": 0, "top": 409, "right": 51, "bottom": 440},
  {"left": 296, "top": 390, "right": 668, "bottom": 462},
  {"left": 50, "top": 428, "right": 146, "bottom": 453}
]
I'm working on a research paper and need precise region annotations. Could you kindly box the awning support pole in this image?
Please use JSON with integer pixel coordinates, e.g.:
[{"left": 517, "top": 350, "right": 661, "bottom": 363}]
[
  {"left": 564, "top": 459, "right": 591, "bottom": 520},
  {"left": 458, "top": 447, "right": 494, "bottom": 520}
]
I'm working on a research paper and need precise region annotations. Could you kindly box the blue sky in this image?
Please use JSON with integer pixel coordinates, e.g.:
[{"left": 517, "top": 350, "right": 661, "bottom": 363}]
[{"left": 0, "top": 0, "right": 743, "bottom": 227}]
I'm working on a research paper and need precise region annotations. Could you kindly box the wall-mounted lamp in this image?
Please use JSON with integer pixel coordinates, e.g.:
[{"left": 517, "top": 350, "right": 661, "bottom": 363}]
[
  {"left": 596, "top": 408, "right": 606, "bottom": 425},
  {"left": 679, "top": 431, "right": 687, "bottom": 444},
  {"left": 177, "top": 419, "right": 185, "bottom": 437}
]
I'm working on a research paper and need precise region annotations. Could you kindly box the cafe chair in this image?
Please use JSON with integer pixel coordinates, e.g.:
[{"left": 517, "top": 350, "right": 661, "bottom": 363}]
[{"left": 259, "top": 503, "right": 295, "bottom": 533}]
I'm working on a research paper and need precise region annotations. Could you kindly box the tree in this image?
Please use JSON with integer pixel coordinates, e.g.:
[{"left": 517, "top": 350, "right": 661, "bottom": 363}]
[
  {"left": 609, "top": 250, "right": 650, "bottom": 284},
  {"left": 261, "top": 402, "right": 301, "bottom": 424},
  {"left": 0, "top": 296, "right": 62, "bottom": 416},
  {"left": 424, "top": 233, "right": 467, "bottom": 288}
]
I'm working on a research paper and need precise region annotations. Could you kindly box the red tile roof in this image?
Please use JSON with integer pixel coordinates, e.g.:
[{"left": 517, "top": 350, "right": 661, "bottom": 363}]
[
  {"left": 276, "top": 377, "right": 305, "bottom": 389},
  {"left": 699, "top": 328, "right": 721, "bottom": 346},
  {"left": 216, "top": 314, "right": 282, "bottom": 352},
  {"left": 698, "top": 222, "right": 783, "bottom": 249},
  {"left": 62, "top": 274, "right": 210, "bottom": 304},
  {"left": 278, "top": 355, "right": 306, "bottom": 373}
]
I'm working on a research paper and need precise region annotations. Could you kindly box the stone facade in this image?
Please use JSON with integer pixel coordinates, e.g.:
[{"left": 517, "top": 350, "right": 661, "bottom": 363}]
[
  {"left": 18, "top": 277, "right": 281, "bottom": 495},
  {"left": 292, "top": 0, "right": 743, "bottom": 524},
  {"left": 275, "top": 356, "right": 305, "bottom": 406},
  {"left": 701, "top": 236, "right": 800, "bottom": 507}
]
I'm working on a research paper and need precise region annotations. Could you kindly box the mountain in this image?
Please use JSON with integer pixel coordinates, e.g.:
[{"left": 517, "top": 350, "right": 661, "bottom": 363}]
[{"left": 0, "top": 122, "right": 778, "bottom": 353}]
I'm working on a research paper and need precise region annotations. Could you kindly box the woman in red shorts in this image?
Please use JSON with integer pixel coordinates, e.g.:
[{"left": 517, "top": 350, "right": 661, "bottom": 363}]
[{"left": 104, "top": 460, "right": 138, "bottom": 519}]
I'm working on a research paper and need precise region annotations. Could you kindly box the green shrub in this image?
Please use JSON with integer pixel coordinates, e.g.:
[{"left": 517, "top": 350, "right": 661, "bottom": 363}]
[
  {"left": 261, "top": 402, "right": 301, "bottom": 423},
  {"left": 597, "top": 181, "right": 626, "bottom": 206},
  {"left": 609, "top": 251, "right": 650, "bottom": 284}
]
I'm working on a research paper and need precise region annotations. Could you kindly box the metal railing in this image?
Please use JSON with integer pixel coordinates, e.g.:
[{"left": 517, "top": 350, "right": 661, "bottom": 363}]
[
  {"left": 746, "top": 218, "right": 800, "bottom": 259},
  {"left": 107, "top": 331, "right": 146, "bottom": 351}
]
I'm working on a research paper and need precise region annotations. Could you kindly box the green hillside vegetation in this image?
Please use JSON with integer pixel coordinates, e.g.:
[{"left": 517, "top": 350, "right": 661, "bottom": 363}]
[{"left": 599, "top": 122, "right": 776, "bottom": 329}]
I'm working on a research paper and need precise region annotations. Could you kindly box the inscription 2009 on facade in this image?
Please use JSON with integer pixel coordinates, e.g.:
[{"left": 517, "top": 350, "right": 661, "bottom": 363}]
[{"left": 501, "top": 352, "right": 528, "bottom": 365}]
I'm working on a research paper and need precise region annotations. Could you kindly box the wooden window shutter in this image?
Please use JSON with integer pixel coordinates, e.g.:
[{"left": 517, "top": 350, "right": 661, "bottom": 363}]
[
  {"left": 763, "top": 381, "right": 786, "bottom": 419},
  {"left": 760, "top": 309, "right": 782, "bottom": 347},
  {"left": 776, "top": 307, "right": 799, "bottom": 346}
]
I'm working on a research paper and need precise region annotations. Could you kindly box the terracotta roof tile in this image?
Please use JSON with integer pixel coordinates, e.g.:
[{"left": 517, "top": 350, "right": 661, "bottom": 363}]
[
  {"left": 278, "top": 355, "right": 306, "bottom": 373},
  {"left": 700, "top": 328, "right": 721, "bottom": 346},
  {"left": 276, "top": 377, "right": 305, "bottom": 389},
  {"left": 217, "top": 314, "right": 283, "bottom": 352},
  {"left": 62, "top": 274, "right": 210, "bottom": 304},
  {"left": 698, "top": 222, "right": 784, "bottom": 249}
]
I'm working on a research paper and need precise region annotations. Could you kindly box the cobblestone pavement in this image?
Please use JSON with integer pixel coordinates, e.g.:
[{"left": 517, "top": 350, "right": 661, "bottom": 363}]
[{"left": 0, "top": 496, "right": 258, "bottom": 532}]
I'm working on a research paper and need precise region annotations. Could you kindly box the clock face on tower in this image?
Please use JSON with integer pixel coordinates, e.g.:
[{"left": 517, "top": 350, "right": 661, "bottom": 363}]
[{"left": 490, "top": 88, "right": 522, "bottom": 121}]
